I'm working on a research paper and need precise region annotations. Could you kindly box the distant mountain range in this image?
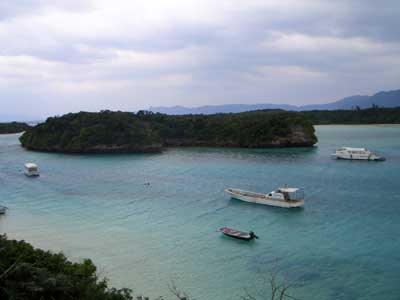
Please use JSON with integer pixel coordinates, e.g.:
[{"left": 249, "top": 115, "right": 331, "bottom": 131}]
[
  {"left": 149, "top": 89, "right": 400, "bottom": 115},
  {"left": 1, "top": 89, "right": 400, "bottom": 122}
]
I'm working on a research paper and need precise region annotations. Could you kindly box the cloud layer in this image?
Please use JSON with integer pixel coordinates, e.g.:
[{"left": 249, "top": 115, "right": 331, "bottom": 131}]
[{"left": 1, "top": 0, "right": 399, "bottom": 118}]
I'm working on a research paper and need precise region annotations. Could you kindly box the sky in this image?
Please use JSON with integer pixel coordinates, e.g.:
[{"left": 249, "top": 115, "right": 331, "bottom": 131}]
[{"left": 1, "top": 0, "right": 400, "bottom": 119}]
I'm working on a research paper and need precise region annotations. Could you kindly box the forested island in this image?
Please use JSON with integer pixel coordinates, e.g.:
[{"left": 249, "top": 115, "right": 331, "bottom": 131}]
[
  {"left": 302, "top": 107, "right": 400, "bottom": 124},
  {"left": 0, "top": 122, "right": 31, "bottom": 134},
  {"left": 19, "top": 110, "right": 317, "bottom": 153}
]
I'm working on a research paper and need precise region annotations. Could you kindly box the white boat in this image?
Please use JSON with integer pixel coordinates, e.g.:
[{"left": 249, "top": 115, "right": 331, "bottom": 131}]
[
  {"left": 225, "top": 186, "right": 304, "bottom": 208},
  {"left": 24, "top": 163, "right": 40, "bottom": 177},
  {"left": 331, "top": 147, "right": 385, "bottom": 161}
]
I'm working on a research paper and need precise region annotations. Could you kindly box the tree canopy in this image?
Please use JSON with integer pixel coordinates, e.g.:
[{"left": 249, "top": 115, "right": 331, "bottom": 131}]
[
  {"left": 0, "top": 235, "right": 132, "bottom": 300},
  {"left": 19, "top": 110, "right": 317, "bottom": 153},
  {"left": 0, "top": 122, "right": 31, "bottom": 134},
  {"left": 302, "top": 107, "right": 400, "bottom": 124}
]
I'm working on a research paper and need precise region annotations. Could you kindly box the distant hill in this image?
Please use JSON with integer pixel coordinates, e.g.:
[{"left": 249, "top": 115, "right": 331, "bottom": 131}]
[
  {"left": 0, "top": 122, "right": 31, "bottom": 134},
  {"left": 301, "top": 89, "right": 400, "bottom": 110},
  {"left": 150, "top": 89, "right": 400, "bottom": 114},
  {"left": 149, "top": 103, "right": 298, "bottom": 114},
  {"left": 302, "top": 107, "right": 400, "bottom": 124}
]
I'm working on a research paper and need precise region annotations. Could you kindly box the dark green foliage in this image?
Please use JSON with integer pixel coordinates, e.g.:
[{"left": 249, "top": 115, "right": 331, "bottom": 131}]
[
  {"left": 302, "top": 107, "right": 400, "bottom": 124},
  {"left": 19, "top": 110, "right": 317, "bottom": 153},
  {"left": 20, "top": 110, "right": 163, "bottom": 153},
  {"left": 0, "top": 122, "right": 31, "bottom": 134},
  {"left": 0, "top": 234, "right": 132, "bottom": 300}
]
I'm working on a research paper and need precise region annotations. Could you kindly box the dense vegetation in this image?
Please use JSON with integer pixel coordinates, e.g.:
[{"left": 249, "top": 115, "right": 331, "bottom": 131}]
[
  {"left": 302, "top": 107, "right": 400, "bottom": 124},
  {"left": 0, "top": 234, "right": 133, "bottom": 300},
  {"left": 0, "top": 235, "right": 297, "bottom": 300},
  {"left": 0, "top": 122, "right": 31, "bottom": 134},
  {"left": 19, "top": 110, "right": 317, "bottom": 153}
]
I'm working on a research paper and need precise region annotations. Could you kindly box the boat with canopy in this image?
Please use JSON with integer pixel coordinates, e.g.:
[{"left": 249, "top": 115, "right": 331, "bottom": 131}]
[{"left": 225, "top": 186, "right": 304, "bottom": 208}]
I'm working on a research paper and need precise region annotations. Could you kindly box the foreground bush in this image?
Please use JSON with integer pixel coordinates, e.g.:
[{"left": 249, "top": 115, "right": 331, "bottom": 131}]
[
  {"left": 0, "top": 235, "right": 299, "bottom": 300},
  {"left": 0, "top": 235, "right": 132, "bottom": 300}
]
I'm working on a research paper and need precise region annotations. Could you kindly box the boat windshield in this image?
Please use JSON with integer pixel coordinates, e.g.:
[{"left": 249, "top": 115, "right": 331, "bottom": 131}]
[
  {"left": 25, "top": 163, "right": 38, "bottom": 171},
  {"left": 285, "top": 189, "right": 304, "bottom": 201}
]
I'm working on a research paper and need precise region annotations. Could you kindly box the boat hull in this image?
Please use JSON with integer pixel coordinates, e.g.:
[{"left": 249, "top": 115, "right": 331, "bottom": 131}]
[
  {"left": 24, "top": 172, "right": 40, "bottom": 177},
  {"left": 222, "top": 232, "right": 254, "bottom": 241},
  {"left": 220, "top": 227, "right": 256, "bottom": 241},
  {"left": 331, "top": 154, "right": 385, "bottom": 161},
  {"left": 225, "top": 189, "right": 304, "bottom": 208}
]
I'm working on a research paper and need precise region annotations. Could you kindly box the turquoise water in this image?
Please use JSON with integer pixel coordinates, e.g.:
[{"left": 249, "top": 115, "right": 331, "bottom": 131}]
[{"left": 1, "top": 125, "right": 400, "bottom": 300}]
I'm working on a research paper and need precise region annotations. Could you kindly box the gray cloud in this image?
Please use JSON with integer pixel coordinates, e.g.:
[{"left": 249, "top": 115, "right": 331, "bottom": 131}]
[
  {"left": 0, "top": 0, "right": 94, "bottom": 21},
  {"left": 0, "top": 0, "right": 399, "bottom": 119}
]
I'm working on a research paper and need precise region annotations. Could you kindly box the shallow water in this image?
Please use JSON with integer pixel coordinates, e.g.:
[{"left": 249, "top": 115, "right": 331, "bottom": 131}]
[{"left": 1, "top": 125, "right": 400, "bottom": 300}]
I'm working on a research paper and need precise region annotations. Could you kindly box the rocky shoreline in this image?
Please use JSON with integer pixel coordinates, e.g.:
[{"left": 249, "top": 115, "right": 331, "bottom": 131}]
[{"left": 21, "top": 143, "right": 164, "bottom": 154}]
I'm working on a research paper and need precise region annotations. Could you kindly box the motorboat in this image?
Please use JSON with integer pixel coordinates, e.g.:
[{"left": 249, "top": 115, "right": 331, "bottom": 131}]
[
  {"left": 331, "top": 147, "right": 385, "bottom": 161},
  {"left": 24, "top": 163, "right": 40, "bottom": 177},
  {"left": 219, "top": 227, "right": 258, "bottom": 241},
  {"left": 225, "top": 186, "right": 304, "bottom": 208}
]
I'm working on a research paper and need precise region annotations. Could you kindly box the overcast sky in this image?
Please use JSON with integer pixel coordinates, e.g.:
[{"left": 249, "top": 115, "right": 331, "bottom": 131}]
[{"left": 1, "top": 0, "right": 399, "bottom": 118}]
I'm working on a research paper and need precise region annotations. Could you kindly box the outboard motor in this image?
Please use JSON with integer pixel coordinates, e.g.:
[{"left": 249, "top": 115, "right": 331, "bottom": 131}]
[{"left": 249, "top": 231, "right": 259, "bottom": 239}]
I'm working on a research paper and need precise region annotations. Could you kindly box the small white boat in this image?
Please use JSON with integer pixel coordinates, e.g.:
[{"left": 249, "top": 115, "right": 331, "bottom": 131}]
[
  {"left": 331, "top": 147, "right": 385, "bottom": 161},
  {"left": 0, "top": 205, "right": 8, "bottom": 214},
  {"left": 24, "top": 163, "right": 40, "bottom": 177},
  {"left": 225, "top": 186, "right": 304, "bottom": 208}
]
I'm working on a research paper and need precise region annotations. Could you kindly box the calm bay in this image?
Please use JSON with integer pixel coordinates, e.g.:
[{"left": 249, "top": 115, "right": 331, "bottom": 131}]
[{"left": 1, "top": 125, "right": 400, "bottom": 300}]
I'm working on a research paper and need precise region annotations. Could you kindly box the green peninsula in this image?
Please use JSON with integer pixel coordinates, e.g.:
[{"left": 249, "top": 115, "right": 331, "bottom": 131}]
[
  {"left": 19, "top": 110, "right": 317, "bottom": 153},
  {"left": 0, "top": 122, "right": 31, "bottom": 134}
]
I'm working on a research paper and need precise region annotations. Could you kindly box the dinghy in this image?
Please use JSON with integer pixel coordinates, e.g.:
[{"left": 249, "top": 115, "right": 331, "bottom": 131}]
[{"left": 219, "top": 227, "right": 258, "bottom": 241}]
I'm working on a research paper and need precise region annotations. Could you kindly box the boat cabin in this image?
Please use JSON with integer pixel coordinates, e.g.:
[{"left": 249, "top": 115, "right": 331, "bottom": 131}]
[
  {"left": 337, "top": 147, "right": 368, "bottom": 154},
  {"left": 270, "top": 187, "right": 304, "bottom": 201}
]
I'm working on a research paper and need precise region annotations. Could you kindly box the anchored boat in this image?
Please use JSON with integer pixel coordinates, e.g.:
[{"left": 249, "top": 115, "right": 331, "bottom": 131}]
[
  {"left": 24, "top": 163, "right": 40, "bottom": 177},
  {"left": 219, "top": 227, "right": 258, "bottom": 241},
  {"left": 331, "top": 147, "right": 385, "bottom": 161},
  {"left": 225, "top": 186, "right": 304, "bottom": 208}
]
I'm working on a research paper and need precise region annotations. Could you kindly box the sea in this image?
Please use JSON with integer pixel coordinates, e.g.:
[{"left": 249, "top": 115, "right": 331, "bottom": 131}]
[{"left": 1, "top": 125, "right": 400, "bottom": 300}]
